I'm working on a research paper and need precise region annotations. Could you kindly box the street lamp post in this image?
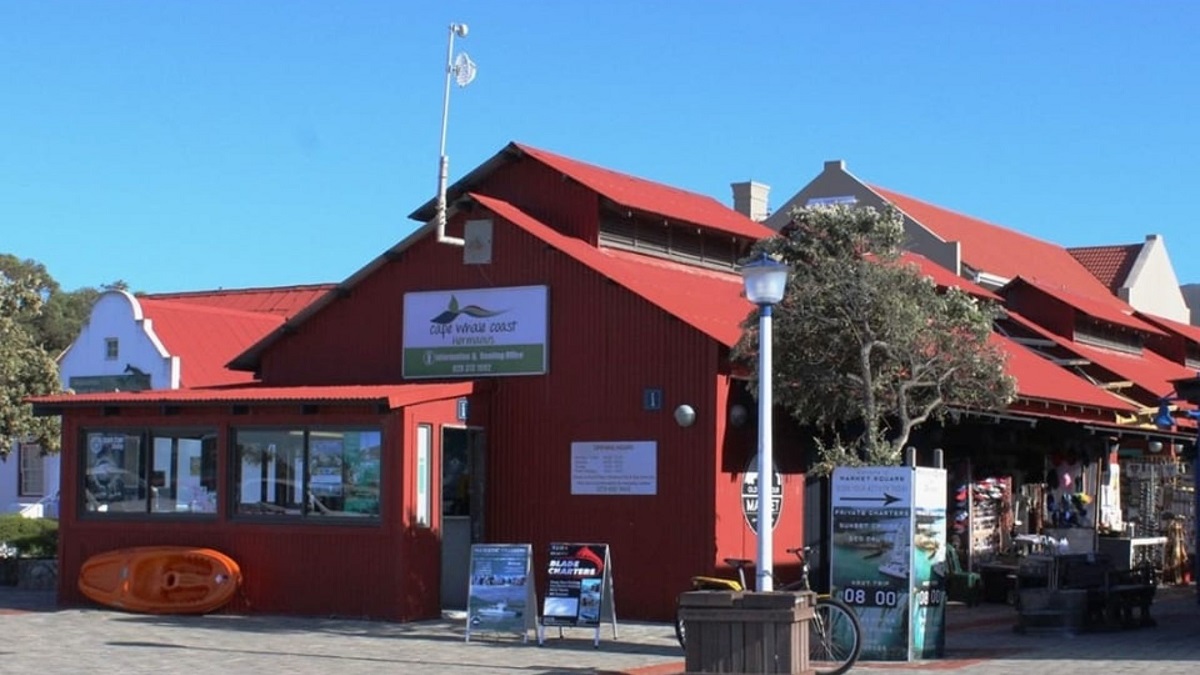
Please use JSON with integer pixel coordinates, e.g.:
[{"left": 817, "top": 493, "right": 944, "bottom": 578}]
[{"left": 740, "top": 252, "right": 791, "bottom": 592}]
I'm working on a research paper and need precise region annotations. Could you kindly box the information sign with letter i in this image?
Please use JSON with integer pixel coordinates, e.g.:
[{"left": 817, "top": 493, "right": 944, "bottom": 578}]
[
  {"left": 464, "top": 543, "right": 538, "bottom": 643},
  {"left": 538, "top": 542, "right": 619, "bottom": 648}
]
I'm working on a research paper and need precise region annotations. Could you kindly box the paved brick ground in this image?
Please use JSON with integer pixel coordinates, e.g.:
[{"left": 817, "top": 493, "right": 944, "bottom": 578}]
[{"left": 2, "top": 585, "right": 1197, "bottom": 674}]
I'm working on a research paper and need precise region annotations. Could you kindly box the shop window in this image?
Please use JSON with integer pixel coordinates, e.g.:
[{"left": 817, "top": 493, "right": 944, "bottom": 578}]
[
  {"left": 233, "top": 427, "right": 381, "bottom": 519},
  {"left": 82, "top": 429, "right": 218, "bottom": 515},
  {"left": 18, "top": 443, "right": 44, "bottom": 497}
]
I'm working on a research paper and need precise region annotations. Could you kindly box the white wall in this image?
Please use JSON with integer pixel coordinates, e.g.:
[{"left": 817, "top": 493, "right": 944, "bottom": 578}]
[
  {"left": 5, "top": 291, "right": 181, "bottom": 517},
  {"left": 1123, "top": 235, "right": 1191, "bottom": 324},
  {"left": 58, "top": 290, "right": 180, "bottom": 391}
]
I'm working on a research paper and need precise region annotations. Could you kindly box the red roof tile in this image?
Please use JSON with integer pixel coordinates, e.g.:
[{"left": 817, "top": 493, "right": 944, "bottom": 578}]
[
  {"left": 1006, "top": 277, "right": 1167, "bottom": 336},
  {"left": 143, "top": 284, "right": 334, "bottom": 319},
  {"left": 1067, "top": 244, "right": 1142, "bottom": 293},
  {"left": 870, "top": 185, "right": 1117, "bottom": 299},
  {"left": 137, "top": 299, "right": 284, "bottom": 387},
  {"left": 31, "top": 382, "right": 474, "bottom": 411}
]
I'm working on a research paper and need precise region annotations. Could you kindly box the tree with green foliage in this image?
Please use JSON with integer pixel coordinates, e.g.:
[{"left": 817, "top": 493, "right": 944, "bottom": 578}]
[
  {"left": 0, "top": 267, "right": 62, "bottom": 457},
  {"left": 0, "top": 254, "right": 124, "bottom": 355},
  {"left": 732, "top": 205, "right": 1015, "bottom": 472}
]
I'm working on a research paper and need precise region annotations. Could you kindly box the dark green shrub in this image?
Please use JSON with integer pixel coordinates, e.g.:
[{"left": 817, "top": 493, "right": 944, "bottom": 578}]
[{"left": 0, "top": 515, "right": 58, "bottom": 558}]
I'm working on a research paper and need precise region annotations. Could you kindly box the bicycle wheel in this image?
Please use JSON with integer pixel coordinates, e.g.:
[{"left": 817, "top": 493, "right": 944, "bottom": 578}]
[
  {"left": 674, "top": 602, "right": 687, "bottom": 648},
  {"left": 809, "top": 597, "right": 862, "bottom": 675}
]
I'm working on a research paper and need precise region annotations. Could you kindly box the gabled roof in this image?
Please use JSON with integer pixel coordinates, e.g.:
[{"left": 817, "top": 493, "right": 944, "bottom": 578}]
[
  {"left": 1067, "top": 243, "right": 1143, "bottom": 293},
  {"left": 1004, "top": 277, "right": 1167, "bottom": 336},
  {"left": 471, "top": 193, "right": 750, "bottom": 347},
  {"left": 138, "top": 299, "right": 283, "bottom": 387},
  {"left": 30, "top": 381, "right": 474, "bottom": 415},
  {"left": 409, "top": 141, "right": 771, "bottom": 240},
  {"left": 870, "top": 185, "right": 1118, "bottom": 298},
  {"left": 142, "top": 283, "right": 334, "bottom": 319}
]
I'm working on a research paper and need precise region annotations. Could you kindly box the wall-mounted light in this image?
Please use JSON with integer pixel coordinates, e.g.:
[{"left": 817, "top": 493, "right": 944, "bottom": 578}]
[
  {"left": 674, "top": 404, "right": 696, "bottom": 428},
  {"left": 1148, "top": 441, "right": 1164, "bottom": 454}
]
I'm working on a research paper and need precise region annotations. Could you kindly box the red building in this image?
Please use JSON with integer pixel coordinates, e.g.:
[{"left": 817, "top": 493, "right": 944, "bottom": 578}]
[
  {"left": 32, "top": 142, "right": 1161, "bottom": 622},
  {"left": 33, "top": 142, "right": 796, "bottom": 621}
]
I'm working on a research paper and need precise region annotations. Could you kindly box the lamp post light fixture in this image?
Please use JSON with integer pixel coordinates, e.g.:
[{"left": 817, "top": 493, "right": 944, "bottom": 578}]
[{"left": 740, "top": 252, "right": 791, "bottom": 592}]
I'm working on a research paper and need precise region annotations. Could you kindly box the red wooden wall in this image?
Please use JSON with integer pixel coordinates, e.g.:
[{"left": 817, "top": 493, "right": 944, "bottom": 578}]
[{"left": 54, "top": 398, "right": 461, "bottom": 622}]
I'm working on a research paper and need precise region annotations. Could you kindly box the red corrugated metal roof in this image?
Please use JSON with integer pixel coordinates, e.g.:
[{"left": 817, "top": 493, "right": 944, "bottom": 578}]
[
  {"left": 1006, "top": 311, "right": 1192, "bottom": 399},
  {"left": 143, "top": 284, "right": 334, "bottom": 319},
  {"left": 871, "top": 185, "right": 1118, "bottom": 298},
  {"left": 138, "top": 299, "right": 284, "bottom": 387},
  {"left": 990, "top": 333, "right": 1136, "bottom": 412},
  {"left": 1137, "top": 311, "right": 1200, "bottom": 347},
  {"left": 1067, "top": 244, "right": 1142, "bottom": 293},
  {"left": 896, "top": 252, "right": 1001, "bottom": 301},
  {"left": 474, "top": 193, "right": 1135, "bottom": 414},
  {"left": 1005, "top": 277, "right": 1166, "bottom": 336},
  {"left": 408, "top": 142, "right": 770, "bottom": 240},
  {"left": 512, "top": 143, "right": 772, "bottom": 239},
  {"left": 31, "top": 382, "right": 474, "bottom": 410},
  {"left": 470, "top": 193, "right": 751, "bottom": 347}
]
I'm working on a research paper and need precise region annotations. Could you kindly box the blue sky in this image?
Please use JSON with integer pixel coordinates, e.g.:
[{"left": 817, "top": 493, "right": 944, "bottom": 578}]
[{"left": 4, "top": 1, "right": 1199, "bottom": 293}]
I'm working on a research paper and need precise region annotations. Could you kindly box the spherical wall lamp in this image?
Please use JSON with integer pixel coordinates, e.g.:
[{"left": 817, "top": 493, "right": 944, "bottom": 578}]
[{"left": 674, "top": 404, "right": 697, "bottom": 428}]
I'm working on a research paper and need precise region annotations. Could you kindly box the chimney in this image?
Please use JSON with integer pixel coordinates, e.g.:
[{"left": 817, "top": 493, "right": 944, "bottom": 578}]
[{"left": 731, "top": 181, "right": 770, "bottom": 222}]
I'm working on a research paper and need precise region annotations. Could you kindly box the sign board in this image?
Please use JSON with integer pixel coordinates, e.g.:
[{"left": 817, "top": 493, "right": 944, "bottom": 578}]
[
  {"left": 465, "top": 544, "right": 537, "bottom": 642},
  {"left": 538, "top": 542, "right": 618, "bottom": 647},
  {"left": 69, "top": 373, "right": 151, "bottom": 393},
  {"left": 402, "top": 285, "right": 548, "bottom": 378},
  {"left": 741, "top": 456, "right": 782, "bottom": 534},
  {"left": 571, "top": 441, "right": 657, "bottom": 495},
  {"left": 830, "top": 466, "right": 946, "bottom": 662}
]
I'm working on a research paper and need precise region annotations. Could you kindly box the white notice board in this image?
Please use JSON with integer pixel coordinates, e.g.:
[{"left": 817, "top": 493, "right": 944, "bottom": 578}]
[{"left": 570, "top": 441, "right": 657, "bottom": 495}]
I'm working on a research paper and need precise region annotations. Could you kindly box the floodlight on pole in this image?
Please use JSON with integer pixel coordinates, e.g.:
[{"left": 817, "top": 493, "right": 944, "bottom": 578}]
[
  {"left": 435, "top": 22, "right": 476, "bottom": 247},
  {"left": 739, "top": 252, "right": 790, "bottom": 592}
]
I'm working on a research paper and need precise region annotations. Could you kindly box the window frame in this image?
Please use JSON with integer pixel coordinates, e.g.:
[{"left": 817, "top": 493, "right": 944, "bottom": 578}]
[
  {"left": 80, "top": 426, "right": 220, "bottom": 519},
  {"left": 230, "top": 425, "right": 383, "bottom": 523},
  {"left": 104, "top": 338, "right": 119, "bottom": 360},
  {"left": 18, "top": 443, "right": 44, "bottom": 497}
]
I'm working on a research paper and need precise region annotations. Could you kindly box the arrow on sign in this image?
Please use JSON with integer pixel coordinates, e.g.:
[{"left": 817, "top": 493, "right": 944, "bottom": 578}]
[{"left": 841, "top": 493, "right": 900, "bottom": 506}]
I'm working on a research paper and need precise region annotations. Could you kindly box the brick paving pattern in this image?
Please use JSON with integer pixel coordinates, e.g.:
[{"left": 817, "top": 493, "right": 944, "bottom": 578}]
[{"left": 2, "top": 585, "right": 1197, "bottom": 674}]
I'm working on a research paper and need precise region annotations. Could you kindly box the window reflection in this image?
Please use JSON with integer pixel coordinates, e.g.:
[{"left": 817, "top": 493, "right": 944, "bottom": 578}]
[
  {"left": 84, "top": 429, "right": 217, "bottom": 515},
  {"left": 234, "top": 428, "right": 381, "bottom": 519}
]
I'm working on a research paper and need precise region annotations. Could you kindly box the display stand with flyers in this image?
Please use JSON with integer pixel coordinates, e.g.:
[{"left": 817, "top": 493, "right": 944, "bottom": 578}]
[
  {"left": 537, "top": 542, "right": 618, "bottom": 648},
  {"left": 464, "top": 543, "right": 538, "bottom": 643}
]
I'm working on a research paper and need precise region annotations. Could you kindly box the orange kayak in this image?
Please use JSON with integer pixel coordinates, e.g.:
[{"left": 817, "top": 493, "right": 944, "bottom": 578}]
[{"left": 79, "top": 546, "right": 242, "bottom": 614}]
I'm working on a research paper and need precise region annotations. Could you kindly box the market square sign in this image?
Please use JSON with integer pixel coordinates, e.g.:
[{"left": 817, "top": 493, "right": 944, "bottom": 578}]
[{"left": 403, "top": 285, "right": 548, "bottom": 378}]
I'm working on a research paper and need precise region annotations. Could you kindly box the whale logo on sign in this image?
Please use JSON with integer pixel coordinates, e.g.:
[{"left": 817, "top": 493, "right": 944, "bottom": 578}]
[{"left": 742, "top": 457, "right": 782, "bottom": 534}]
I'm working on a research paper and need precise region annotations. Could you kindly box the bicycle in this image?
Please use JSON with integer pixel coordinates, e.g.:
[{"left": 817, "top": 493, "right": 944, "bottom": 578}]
[{"left": 676, "top": 546, "right": 862, "bottom": 675}]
